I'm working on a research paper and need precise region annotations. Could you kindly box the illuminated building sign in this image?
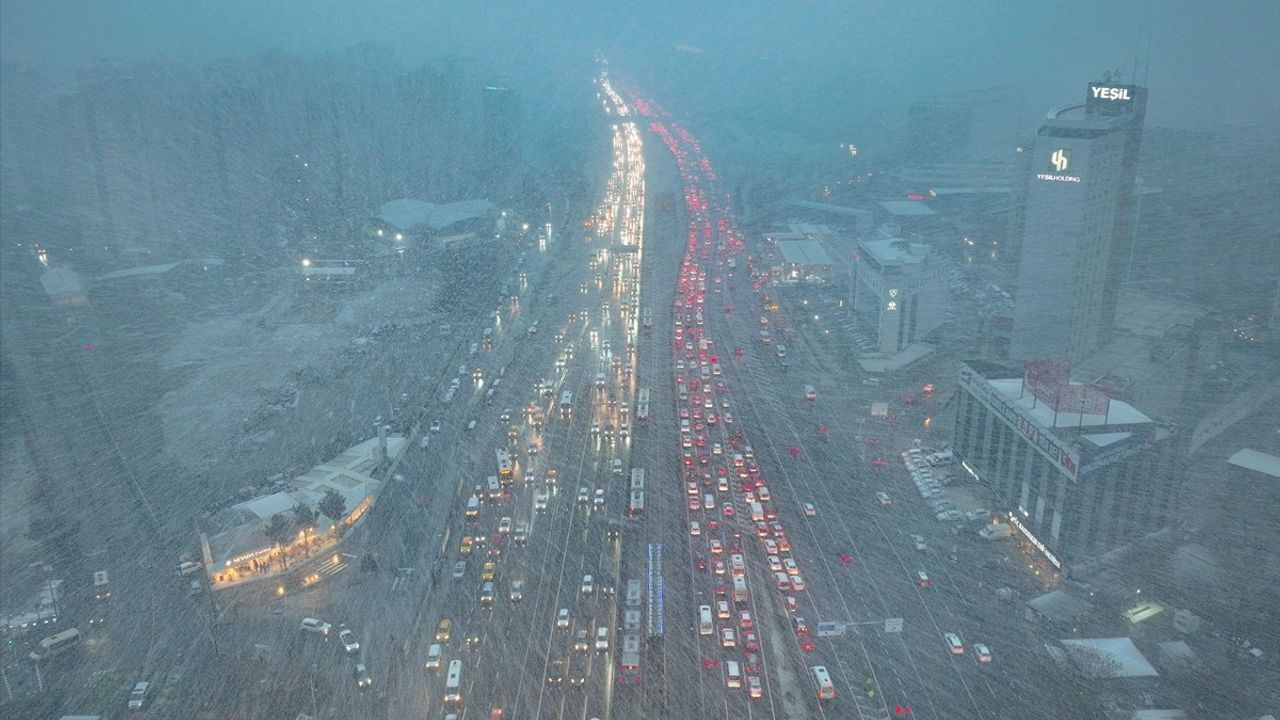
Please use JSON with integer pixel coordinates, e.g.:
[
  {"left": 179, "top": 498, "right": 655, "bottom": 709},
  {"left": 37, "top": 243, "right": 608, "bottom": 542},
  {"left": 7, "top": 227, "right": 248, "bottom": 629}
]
[
  {"left": 1037, "top": 147, "right": 1081, "bottom": 182},
  {"left": 1090, "top": 85, "right": 1131, "bottom": 101},
  {"left": 1086, "top": 82, "right": 1138, "bottom": 115},
  {"left": 1008, "top": 511, "right": 1062, "bottom": 569}
]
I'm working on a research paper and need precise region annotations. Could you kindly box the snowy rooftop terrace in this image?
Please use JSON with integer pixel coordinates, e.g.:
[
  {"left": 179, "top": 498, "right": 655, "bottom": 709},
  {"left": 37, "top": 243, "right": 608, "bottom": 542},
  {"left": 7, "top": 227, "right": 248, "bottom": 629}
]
[{"left": 988, "top": 377, "right": 1153, "bottom": 428}]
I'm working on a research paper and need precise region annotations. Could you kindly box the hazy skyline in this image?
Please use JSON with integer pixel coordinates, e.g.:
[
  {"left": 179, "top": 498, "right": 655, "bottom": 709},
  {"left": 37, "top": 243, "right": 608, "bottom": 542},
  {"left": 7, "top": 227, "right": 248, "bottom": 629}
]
[{"left": 3, "top": 0, "right": 1277, "bottom": 135}]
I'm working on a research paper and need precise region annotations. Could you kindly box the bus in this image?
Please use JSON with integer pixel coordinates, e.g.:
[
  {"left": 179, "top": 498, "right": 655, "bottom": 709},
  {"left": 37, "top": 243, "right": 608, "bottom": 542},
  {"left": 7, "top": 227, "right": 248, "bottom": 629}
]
[
  {"left": 636, "top": 388, "right": 650, "bottom": 422},
  {"left": 559, "top": 391, "right": 573, "bottom": 418},
  {"left": 732, "top": 575, "right": 748, "bottom": 602},
  {"left": 495, "top": 449, "right": 513, "bottom": 480},
  {"left": 618, "top": 633, "right": 643, "bottom": 684},
  {"left": 810, "top": 665, "right": 836, "bottom": 700},
  {"left": 29, "top": 628, "right": 81, "bottom": 662},
  {"left": 628, "top": 490, "right": 645, "bottom": 516},
  {"left": 444, "top": 659, "right": 463, "bottom": 704},
  {"left": 630, "top": 468, "right": 645, "bottom": 494}
]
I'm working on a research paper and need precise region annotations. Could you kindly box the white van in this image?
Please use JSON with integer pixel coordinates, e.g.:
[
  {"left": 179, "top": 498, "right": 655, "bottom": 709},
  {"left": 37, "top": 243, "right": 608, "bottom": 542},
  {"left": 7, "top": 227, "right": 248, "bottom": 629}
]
[
  {"left": 811, "top": 665, "right": 836, "bottom": 700},
  {"left": 444, "top": 659, "right": 463, "bottom": 703},
  {"left": 425, "top": 643, "right": 443, "bottom": 671},
  {"left": 703, "top": 493, "right": 715, "bottom": 510},
  {"left": 725, "top": 660, "right": 742, "bottom": 688},
  {"left": 698, "top": 605, "right": 714, "bottom": 635}
]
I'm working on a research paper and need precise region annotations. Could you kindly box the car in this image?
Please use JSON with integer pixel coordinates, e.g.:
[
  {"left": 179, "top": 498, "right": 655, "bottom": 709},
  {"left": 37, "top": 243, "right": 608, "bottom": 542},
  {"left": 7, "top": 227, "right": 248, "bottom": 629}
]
[
  {"left": 724, "top": 505, "right": 735, "bottom": 517},
  {"left": 459, "top": 536, "right": 474, "bottom": 555},
  {"left": 452, "top": 561, "right": 466, "bottom": 580},
  {"left": 717, "top": 600, "right": 731, "bottom": 619},
  {"left": 300, "top": 617, "right": 332, "bottom": 637},
  {"left": 689, "top": 521, "right": 701, "bottom": 536},
  {"left": 355, "top": 662, "right": 373, "bottom": 690},
  {"left": 721, "top": 628, "right": 736, "bottom": 647},
  {"left": 594, "top": 488, "right": 605, "bottom": 507},
  {"left": 739, "top": 611, "right": 753, "bottom": 628},
  {"left": 547, "top": 658, "right": 566, "bottom": 686},
  {"left": 688, "top": 497, "right": 701, "bottom": 511},
  {"left": 481, "top": 561, "right": 497, "bottom": 581},
  {"left": 425, "top": 643, "right": 443, "bottom": 671},
  {"left": 793, "top": 616, "right": 810, "bottom": 635},
  {"left": 510, "top": 579, "right": 524, "bottom": 603},
  {"left": 581, "top": 574, "right": 594, "bottom": 594},
  {"left": 747, "top": 675, "right": 763, "bottom": 698},
  {"left": 775, "top": 571, "right": 791, "bottom": 590},
  {"left": 790, "top": 574, "right": 805, "bottom": 591},
  {"left": 911, "top": 534, "right": 927, "bottom": 551},
  {"left": 876, "top": 492, "right": 893, "bottom": 505},
  {"left": 742, "top": 629, "right": 759, "bottom": 652},
  {"left": 338, "top": 627, "right": 360, "bottom": 654},
  {"left": 693, "top": 553, "right": 708, "bottom": 570},
  {"left": 784, "top": 558, "right": 800, "bottom": 576},
  {"left": 755, "top": 521, "right": 770, "bottom": 538},
  {"left": 498, "top": 517, "right": 513, "bottom": 534},
  {"left": 479, "top": 581, "right": 495, "bottom": 605},
  {"left": 744, "top": 653, "right": 763, "bottom": 675},
  {"left": 127, "top": 681, "right": 150, "bottom": 710},
  {"left": 712, "top": 442, "right": 723, "bottom": 456},
  {"left": 718, "top": 477, "right": 730, "bottom": 493},
  {"left": 974, "top": 643, "right": 993, "bottom": 662},
  {"left": 709, "top": 539, "right": 723, "bottom": 554},
  {"left": 916, "top": 571, "right": 931, "bottom": 587},
  {"left": 763, "top": 539, "right": 779, "bottom": 555},
  {"left": 577, "top": 487, "right": 590, "bottom": 504},
  {"left": 573, "top": 628, "right": 590, "bottom": 653},
  {"left": 595, "top": 626, "right": 610, "bottom": 651},
  {"left": 771, "top": 522, "right": 786, "bottom": 538},
  {"left": 945, "top": 632, "right": 965, "bottom": 654},
  {"left": 431, "top": 418, "right": 443, "bottom": 433},
  {"left": 803, "top": 503, "right": 816, "bottom": 517},
  {"left": 534, "top": 491, "right": 549, "bottom": 512},
  {"left": 707, "top": 519, "right": 720, "bottom": 531},
  {"left": 435, "top": 618, "right": 453, "bottom": 643},
  {"left": 785, "top": 595, "right": 799, "bottom": 614},
  {"left": 713, "top": 560, "right": 726, "bottom": 575},
  {"left": 612, "top": 458, "right": 624, "bottom": 474},
  {"left": 767, "top": 554, "right": 783, "bottom": 572},
  {"left": 178, "top": 560, "right": 202, "bottom": 576},
  {"left": 724, "top": 413, "right": 734, "bottom": 424},
  {"left": 556, "top": 608, "right": 571, "bottom": 630}
]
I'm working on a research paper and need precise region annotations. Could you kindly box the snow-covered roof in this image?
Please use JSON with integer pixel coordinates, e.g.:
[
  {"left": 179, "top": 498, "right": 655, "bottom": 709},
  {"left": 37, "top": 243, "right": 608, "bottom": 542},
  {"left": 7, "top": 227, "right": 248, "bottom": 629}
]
[
  {"left": 1060, "top": 637, "right": 1159, "bottom": 678},
  {"left": 859, "top": 237, "right": 935, "bottom": 266},
  {"left": 989, "top": 378, "right": 1153, "bottom": 427},
  {"left": 777, "top": 239, "right": 832, "bottom": 265},
  {"left": 376, "top": 198, "right": 496, "bottom": 232},
  {"left": 1228, "top": 448, "right": 1280, "bottom": 479},
  {"left": 1081, "top": 432, "right": 1132, "bottom": 448},
  {"left": 1132, "top": 711, "right": 1188, "bottom": 720},
  {"left": 877, "top": 199, "right": 937, "bottom": 216},
  {"left": 1027, "top": 589, "right": 1093, "bottom": 621},
  {"left": 99, "top": 262, "right": 183, "bottom": 280},
  {"left": 40, "top": 267, "right": 85, "bottom": 298}
]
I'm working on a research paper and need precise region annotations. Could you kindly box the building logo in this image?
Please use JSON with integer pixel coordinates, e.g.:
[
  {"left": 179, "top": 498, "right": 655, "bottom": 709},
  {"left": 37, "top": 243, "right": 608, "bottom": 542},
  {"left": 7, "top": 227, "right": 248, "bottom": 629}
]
[
  {"left": 1050, "top": 148, "right": 1070, "bottom": 172},
  {"left": 1037, "top": 147, "right": 1081, "bottom": 183},
  {"left": 1091, "top": 85, "right": 1131, "bottom": 101}
]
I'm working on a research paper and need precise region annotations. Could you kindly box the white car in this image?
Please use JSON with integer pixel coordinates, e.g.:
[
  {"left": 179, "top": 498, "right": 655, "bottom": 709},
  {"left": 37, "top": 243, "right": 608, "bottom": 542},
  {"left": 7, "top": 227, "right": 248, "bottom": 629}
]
[
  {"left": 721, "top": 628, "right": 736, "bottom": 647},
  {"left": 425, "top": 643, "right": 442, "bottom": 670},
  {"left": 577, "top": 487, "right": 590, "bottom": 504},
  {"left": 945, "top": 632, "right": 965, "bottom": 655},
  {"left": 556, "top": 608, "right": 571, "bottom": 629},
  {"left": 876, "top": 492, "right": 893, "bottom": 506},
  {"left": 535, "top": 491, "right": 549, "bottom": 512},
  {"left": 300, "top": 617, "right": 332, "bottom": 636},
  {"left": 712, "top": 442, "right": 723, "bottom": 456},
  {"left": 581, "top": 574, "right": 594, "bottom": 594},
  {"left": 974, "top": 643, "right": 993, "bottom": 663},
  {"left": 430, "top": 418, "right": 443, "bottom": 432},
  {"left": 595, "top": 626, "right": 610, "bottom": 651},
  {"left": 337, "top": 626, "right": 360, "bottom": 653},
  {"left": 127, "top": 681, "right": 150, "bottom": 710},
  {"left": 498, "top": 517, "right": 513, "bottom": 534},
  {"left": 612, "top": 458, "right": 624, "bottom": 474},
  {"left": 689, "top": 521, "right": 701, "bottom": 536},
  {"left": 790, "top": 574, "right": 805, "bottom": 591},
  {"left": 783, "top": 558, "right": 800, "bottom": 576},
  {"left": 594, "top": 488, "right": 605, "bottom": 507},
  {"left": 802, "top": 503, "right": 816, "bottom": 517},
  {"left": 717, "top": 600, "right": 731, "bottom": 619}
]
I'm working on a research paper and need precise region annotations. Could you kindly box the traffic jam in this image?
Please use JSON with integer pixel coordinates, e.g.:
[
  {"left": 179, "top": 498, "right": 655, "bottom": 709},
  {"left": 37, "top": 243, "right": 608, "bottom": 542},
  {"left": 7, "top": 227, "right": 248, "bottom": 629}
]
[{"left": 645, "top": 114, "right": 842, "bottom": 712}]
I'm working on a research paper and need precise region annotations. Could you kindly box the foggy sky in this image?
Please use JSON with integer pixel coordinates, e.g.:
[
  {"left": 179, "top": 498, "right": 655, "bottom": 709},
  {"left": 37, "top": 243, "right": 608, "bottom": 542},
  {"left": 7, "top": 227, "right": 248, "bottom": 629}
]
[{"left": 2, "top": 0, "right": 1277, "bottom": 135}]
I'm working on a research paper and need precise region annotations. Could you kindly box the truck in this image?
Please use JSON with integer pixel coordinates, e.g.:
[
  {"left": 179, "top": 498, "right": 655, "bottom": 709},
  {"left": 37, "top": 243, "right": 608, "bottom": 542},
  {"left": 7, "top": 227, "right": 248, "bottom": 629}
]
[{"left": 979, "top": 523, "right": 1012, "bottom": 540}]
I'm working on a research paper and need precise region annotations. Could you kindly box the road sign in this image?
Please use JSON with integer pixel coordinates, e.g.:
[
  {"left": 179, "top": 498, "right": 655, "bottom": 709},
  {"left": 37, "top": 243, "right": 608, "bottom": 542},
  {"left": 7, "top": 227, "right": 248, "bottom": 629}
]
[
  {"left": 884, "top": 618, "right": 904, "bottom": 633},
  {"left": 816, "top": 621, "right": 845, "bottom": 637}
]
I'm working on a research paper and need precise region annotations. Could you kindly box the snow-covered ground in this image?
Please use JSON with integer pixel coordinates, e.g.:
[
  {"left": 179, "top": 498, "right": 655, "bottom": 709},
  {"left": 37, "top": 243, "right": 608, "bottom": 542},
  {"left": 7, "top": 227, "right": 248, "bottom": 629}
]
[{"left": 158, "top": 276, "right": 437, "bottom": 472}]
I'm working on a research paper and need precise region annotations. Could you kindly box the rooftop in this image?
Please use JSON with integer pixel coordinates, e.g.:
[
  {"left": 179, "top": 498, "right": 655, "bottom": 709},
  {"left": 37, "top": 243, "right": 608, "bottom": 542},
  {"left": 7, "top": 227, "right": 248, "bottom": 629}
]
[
  {"left": 990, "top": 377, "right": 1153, "bottom": 428},
  {"left": 776, "top": 239, "right": 832, "bottom": 266},
  {"left": 877, "top": 199, "right": 937, "bottom": 217},
  {"left": 1059, "top": 637, "right": 1159, "bottom": 678},
  {"left": 858, "top": 237, "right": 935, "bottom": 267},
  {"left": 1228, "top": 448, "right": 1280, "bottom": 479},
  {"left": 376, "top": 198, "right": 496, "bottom": 232}
]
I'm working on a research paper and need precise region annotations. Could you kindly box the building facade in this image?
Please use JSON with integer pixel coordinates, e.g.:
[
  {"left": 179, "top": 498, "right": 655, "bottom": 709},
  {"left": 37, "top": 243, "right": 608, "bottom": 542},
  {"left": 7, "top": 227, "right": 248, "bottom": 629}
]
[
  {"left": 953, "top": 359, "right": 1182, "bottom": 570},
  {"left": 1009, "top": 80, "right": 1148, "bottom": 363},
  {"left": 851, "top": 238, "right": 948, "bottom": 355}
]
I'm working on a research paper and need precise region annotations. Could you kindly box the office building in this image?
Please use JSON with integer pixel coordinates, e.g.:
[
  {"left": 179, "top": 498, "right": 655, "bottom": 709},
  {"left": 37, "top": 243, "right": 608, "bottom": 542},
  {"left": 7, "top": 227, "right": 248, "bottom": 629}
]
[
  {"left": 1009, "top": 79, "right": 1148, "bottom": 362},
  {"left": 953, "top": 359, "right": 1181, "bottom": 571},
  {"left": 851, "top": 237, "right": 948, "bottom": 355}
]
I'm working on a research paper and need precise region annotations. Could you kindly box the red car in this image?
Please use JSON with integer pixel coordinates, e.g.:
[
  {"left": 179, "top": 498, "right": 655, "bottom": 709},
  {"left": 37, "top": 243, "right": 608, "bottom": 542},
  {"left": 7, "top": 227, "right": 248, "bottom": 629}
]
[
  {"left": 724, "top": 505, "right": 735, "bottom": 517},
  {"left": 742, "top": 630, "right": 759, "bottom": 652}
]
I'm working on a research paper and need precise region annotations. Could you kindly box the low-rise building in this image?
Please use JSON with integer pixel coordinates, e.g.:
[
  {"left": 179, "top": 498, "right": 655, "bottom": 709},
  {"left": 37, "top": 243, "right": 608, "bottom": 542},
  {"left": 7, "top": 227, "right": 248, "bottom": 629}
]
[
  {"left": 851, "top": 237, "right": 948, "bottom": 354},
  {"left": 953, "top": 359, "right": 1184, "bottom": 572},
  {"left": 774, "top": 239, "right": 833, "bottom": 283}
]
